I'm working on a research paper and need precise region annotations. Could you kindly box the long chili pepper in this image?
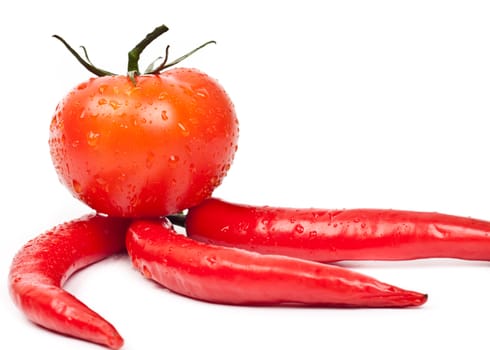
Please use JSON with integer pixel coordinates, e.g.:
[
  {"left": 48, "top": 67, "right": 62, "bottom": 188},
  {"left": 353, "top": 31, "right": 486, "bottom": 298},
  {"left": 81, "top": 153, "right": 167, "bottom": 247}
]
[
  {"left": 182, "top": 198, "right": 490, "bottom": 262},
  {"left": 8, "top": 214, "right": 130, "bottom": 349},
  {"left": 126, "top": 218, "right": 427, "bottom": 308}
]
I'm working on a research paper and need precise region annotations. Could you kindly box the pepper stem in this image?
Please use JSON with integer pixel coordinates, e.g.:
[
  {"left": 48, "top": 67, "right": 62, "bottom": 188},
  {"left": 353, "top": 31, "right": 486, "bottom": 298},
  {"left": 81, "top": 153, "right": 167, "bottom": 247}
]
[{"left": 167, "top": 213, "right": 187, "bottom": 228}]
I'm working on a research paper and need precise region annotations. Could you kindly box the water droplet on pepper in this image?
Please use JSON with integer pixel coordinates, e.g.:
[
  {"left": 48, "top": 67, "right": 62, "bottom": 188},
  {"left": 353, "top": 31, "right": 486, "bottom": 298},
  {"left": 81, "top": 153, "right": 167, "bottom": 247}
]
[
  {"left": 141, "top": 265, "right": 152, "bottom": 278},
  {"left": 294, "top": 224, "right": 304, "bottom": 234}
]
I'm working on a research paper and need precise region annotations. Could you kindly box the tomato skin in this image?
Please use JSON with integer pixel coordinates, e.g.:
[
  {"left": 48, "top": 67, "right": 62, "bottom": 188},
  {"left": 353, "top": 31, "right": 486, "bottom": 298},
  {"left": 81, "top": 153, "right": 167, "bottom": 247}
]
[{"left": 49, "top": 68, "right": 238, "bottom": 217}]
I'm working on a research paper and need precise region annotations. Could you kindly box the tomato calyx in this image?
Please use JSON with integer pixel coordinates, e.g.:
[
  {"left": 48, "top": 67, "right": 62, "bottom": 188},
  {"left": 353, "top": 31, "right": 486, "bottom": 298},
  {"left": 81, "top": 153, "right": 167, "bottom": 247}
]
[
  {"left": 52, "top": 35, "right": 116, "bottom": 77},
  {"left": 53, "top": 24, "right": 216, "bottom": 83}
]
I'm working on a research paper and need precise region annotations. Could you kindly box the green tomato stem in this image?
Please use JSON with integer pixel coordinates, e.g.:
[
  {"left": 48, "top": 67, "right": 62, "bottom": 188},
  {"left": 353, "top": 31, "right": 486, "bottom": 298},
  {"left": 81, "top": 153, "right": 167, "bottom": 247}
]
[
  {"left": 127, "top": 24, "right": 169, "bottom": 77},
  {"left": 54, "top": 23, "right": 216, "bottom": 81}
]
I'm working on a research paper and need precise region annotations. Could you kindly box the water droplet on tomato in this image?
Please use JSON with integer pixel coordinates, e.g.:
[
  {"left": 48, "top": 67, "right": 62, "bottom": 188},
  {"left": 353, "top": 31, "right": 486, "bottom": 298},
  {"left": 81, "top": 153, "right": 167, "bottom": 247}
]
[
  {"left": 146, "top": 152, "right": 155, "bottom": 169},
  {"left": 161, "top": 110, "right": 169, "bottom": 121},
  {"left": 168, "top": 155, "right": 179, "bottom": 167},
  {"left": 94, "top": 176, "right": 106, "bottom": 185},
  {"left": 181, "top": 85, "right": 193, "bottom": 97},
  {"left": 130, "top": 117, "right": 139, "bottom": 127},
  {"left": 195, "top": 88, "right": 209, "bottom": 98},
  {"left": 98, "top": 98, "right": 107, "bottom": 106},
  {"left": 177, "top": 122, "right": 190, "bottom": 136},
  {"left": 158, "top": 92, "right": 169, "bottom": 100},
  {"left": 209, "top": 176, "right": 221, "bottom": 187},
  {"left": 98, "top": 85, "right": 108, "bottom": 94},
  {"left": 127, "top": 86, "right": 142, "bottom": 96},
  {"left": 77, "top": 82, "right": 88, "bottom": 90},
  {"left": 94, "top": 176, "right": 109, "bottom": 193},
  {"left": 72, "top": 179, "right": 82, "bottom": 194},
  {"left": 109, "top": 100, "right": 121, "bottom": 110},
  {"left": 87, "top": 131, "right": 100, "bottom": 147},
  {"left": 221, "top": 163, "right": 231, "bottom": 172}
]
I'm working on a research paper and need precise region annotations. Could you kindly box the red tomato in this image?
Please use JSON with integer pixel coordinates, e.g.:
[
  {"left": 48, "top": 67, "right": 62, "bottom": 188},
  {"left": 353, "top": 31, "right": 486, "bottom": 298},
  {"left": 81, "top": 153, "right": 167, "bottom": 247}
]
[{"left": 49, "top": 68, "right": 239, "bottom": 217}]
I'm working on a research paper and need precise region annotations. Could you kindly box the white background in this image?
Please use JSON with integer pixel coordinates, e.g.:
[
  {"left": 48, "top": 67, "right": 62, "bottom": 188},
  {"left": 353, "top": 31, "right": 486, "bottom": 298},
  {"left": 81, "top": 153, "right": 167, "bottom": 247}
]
[{"left": 2, "top": 1, "right": 490, "bottom": 349}]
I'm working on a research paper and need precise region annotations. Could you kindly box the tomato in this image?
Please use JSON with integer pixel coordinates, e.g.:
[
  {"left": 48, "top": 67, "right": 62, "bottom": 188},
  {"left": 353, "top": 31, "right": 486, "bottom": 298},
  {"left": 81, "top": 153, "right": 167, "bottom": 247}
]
[
  {"left": 48, "top": 25, "right": 239, "bottom": 218},
  {"left": 49, "top": 68, "right": 238, "bottom": 217}
]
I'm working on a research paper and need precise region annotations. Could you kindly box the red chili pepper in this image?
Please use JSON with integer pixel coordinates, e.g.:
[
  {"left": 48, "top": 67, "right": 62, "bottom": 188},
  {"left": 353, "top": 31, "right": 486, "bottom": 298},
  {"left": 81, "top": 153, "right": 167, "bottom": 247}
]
[
  {"left": 9, "top": 214, "right": 130, "bottom": 349},
  {"left": 126, "top": 218, "right": 427, "bottom": 308},
  {"left": 183, "top": 198, "right": 490, "bottom": 262}
]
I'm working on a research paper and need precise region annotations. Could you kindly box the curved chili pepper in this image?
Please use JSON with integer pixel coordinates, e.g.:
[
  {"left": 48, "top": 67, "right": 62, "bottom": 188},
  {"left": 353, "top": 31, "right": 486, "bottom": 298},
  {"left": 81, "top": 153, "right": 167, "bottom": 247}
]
[
  {"left": 183, "top": 198, "right": 490, "bottom": 262},
  {"left": 8, "top": 214, "right": 130, "bottom": 349},
  {"left": 126, "top": 218, "right": 427, "bottom": 308}
]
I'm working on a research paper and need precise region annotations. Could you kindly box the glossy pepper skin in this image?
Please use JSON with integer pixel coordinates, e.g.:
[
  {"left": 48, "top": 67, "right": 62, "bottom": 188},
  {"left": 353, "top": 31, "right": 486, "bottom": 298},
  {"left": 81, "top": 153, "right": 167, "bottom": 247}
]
[
  {"left": 8, "top": 214, "right": 130, "bottom": 349},
  {"left": 185, "top": 198, "right": 490, "bottom": 262},
  {"left": 126, "top": 219, "right": 427, "bottom": 308}
]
